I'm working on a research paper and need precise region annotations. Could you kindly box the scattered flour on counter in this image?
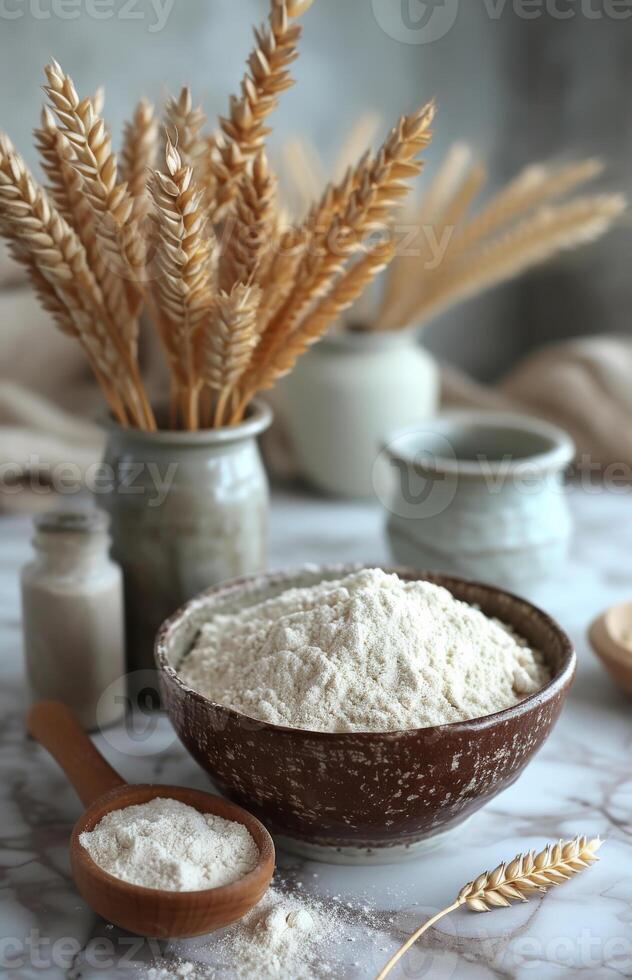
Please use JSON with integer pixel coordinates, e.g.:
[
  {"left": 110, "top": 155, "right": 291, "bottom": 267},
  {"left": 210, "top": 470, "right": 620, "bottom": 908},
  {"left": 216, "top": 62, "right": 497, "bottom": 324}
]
[
  {"left": 143, "top": 887, "right": 345, "bottom": 980},
  {"left": 178, "top": 568, "right": 550, "bottom": 733},
  {"left": 79, "top": 797, "right": 259, "bottom": 891}
]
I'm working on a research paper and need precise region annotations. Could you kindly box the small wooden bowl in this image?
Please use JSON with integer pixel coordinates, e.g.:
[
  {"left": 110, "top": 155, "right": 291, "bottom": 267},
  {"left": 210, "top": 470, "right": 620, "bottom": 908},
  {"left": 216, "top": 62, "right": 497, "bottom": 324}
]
[
  {"left": 156, "top": 565, "right": 576, "bottom": 864},
  {"left": 589, "top": 602, "right": 632, "bottom": 695},
  {"left": 70, "top": 784, "right": 275, "bottom": 938},
  {"left": 28, "top": 702, "right": 275, "bottom": 938}
]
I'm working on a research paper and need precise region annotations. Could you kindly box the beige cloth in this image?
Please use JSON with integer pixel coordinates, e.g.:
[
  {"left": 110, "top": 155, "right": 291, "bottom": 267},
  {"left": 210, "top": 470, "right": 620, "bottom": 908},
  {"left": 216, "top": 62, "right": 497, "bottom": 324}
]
[
  {"left": 1, "top": 241, "right": 630, "bottom": 510},
  {"left": 443, "top": 336, "right": 632, "bottom": 470}
]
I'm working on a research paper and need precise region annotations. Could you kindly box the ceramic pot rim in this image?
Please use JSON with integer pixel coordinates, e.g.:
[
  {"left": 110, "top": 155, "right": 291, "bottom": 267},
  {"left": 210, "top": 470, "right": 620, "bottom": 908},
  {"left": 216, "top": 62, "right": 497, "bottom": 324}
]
[
  {"left": 155, "top": 563, "right": 576, "bottom": 742},
  {"left": 100, "top": 398, "right": 273, "bottom": 447},
  {"left": 317, "top": 327, "right": 421, "bottom": 354},
  {"left": 382, "top": 410, "right": 576, "bottom": 478}
]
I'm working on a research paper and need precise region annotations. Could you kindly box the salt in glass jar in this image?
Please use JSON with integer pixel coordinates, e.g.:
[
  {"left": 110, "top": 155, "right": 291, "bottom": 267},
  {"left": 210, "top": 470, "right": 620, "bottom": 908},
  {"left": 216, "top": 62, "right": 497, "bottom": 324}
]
[{"left": 21, "top": 512, "right": 126, "bottom": 730}]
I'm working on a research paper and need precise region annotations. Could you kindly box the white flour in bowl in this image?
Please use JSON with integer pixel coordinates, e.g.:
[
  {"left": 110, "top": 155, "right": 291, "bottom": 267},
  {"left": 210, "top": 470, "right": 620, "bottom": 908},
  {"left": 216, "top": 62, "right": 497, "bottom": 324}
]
[
  {"left": 79, "top": 797, "right": 259, "bottom": 891},
  {"left": 178, "top": 568, "right": 550, "bottom": 733}
]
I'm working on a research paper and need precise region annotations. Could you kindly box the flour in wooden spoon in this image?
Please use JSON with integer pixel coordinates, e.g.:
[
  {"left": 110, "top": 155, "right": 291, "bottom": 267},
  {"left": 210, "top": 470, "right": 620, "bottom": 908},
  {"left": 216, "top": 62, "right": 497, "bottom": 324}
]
[
  {"left": 79, "top": 798, "right": 258, "bottom": 891},
  {"left": 179, "top": 569, "right": 550, "bottom": 733}
]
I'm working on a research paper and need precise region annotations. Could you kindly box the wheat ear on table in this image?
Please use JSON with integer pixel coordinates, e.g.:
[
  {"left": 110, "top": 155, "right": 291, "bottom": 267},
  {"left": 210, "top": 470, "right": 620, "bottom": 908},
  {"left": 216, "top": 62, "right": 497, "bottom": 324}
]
[{"left": 375, "top": 837, "right": 603, "bottom": 980}]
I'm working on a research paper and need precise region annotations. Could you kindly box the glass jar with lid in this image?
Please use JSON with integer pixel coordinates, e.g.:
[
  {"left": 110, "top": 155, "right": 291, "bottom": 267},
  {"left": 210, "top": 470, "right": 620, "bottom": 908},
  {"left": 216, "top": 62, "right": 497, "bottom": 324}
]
[{"left": 21, "top": 511, "right": 126, "bottom": 730}]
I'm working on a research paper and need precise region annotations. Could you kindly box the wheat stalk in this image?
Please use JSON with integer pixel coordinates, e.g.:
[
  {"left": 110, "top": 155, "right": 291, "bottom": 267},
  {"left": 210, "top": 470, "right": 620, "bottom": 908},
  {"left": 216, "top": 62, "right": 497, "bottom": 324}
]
[
  {"left": 253, "top": 102, "right": 433, "bottom": 373},
  {"left": 219, "top": 0, "right": 306, "bottom": 158},
  {"left": 164, "top": 87, "right": 206, "bottom": 173},
  {"left": 233, "top": 237, "right": 395, "bottom": 422},
  {"left": 33, "top": 108, "right": 145, "bottom": 352},
  {"left": 44, "top": 63, "right": 147, "bottom": 317},
  {"left": 121, "top": 98, "right": 158, "bottom": 216},
  {"left": 219, "top": 150, "right": 277, "bottom": 292},
  {"left": 0, "top": 142, "right": 140, "bottom": 424},
  {"left": 376, "top": 836, "right": 603, "bottom": 980},
  {"left": 356, "top": 137, "right": 468, "bottom": 330},
  {"left": 151, "top": 138, "right": 215, "bottom": 428},
  {"left": 376, "top": 159, "right": 486, "bottom": 330},
  {"left": 205, "top": 0, "right": 310, "bottom": 220},
  {"left": 410, "top": 194, "right": 626, "bottom": 327},
  {"left": 453, "top": 157, "right": 604, "bottom": 257},
  {"left": 34, "top": 108, "right": 89, "bottom": 234},
  {"left": 199, "top": 282, "right": 261, "bottom": 427}
]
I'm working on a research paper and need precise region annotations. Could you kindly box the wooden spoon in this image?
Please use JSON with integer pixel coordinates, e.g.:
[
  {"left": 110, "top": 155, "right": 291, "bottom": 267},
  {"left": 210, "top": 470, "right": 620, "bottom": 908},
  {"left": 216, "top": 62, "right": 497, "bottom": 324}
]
[
  {"left": 588, "top": 601, "right": 632, "bottom": 696},
  {"left": 27, "top": 701, "right": 275, "bottom": 938}
]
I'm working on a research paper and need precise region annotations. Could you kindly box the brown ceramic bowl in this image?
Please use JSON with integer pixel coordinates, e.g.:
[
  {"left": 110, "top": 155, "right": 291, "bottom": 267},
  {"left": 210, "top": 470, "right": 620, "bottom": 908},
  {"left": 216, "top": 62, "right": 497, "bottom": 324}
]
[{"left": 156, "top": 565, "right": 576, "bottom": 864}]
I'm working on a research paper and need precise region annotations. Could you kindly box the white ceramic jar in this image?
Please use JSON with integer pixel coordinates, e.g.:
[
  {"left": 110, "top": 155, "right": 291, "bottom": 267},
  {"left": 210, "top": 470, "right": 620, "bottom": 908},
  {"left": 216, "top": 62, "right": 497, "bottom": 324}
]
[
  {"left": 21, "top": 512, "right": 126, "bottom": 730},
  {"left": 380, "top": 411, "right": 576, "bottom": 590},
  {"left": 281, "top": 329, "right": 439, "bottom": 498}
]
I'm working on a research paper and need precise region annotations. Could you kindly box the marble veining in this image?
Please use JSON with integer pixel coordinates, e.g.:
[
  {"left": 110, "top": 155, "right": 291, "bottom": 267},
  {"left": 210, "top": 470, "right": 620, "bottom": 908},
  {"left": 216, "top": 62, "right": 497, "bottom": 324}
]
[{"left": 1, "top": 485, "right": 631, "bottom": 978}]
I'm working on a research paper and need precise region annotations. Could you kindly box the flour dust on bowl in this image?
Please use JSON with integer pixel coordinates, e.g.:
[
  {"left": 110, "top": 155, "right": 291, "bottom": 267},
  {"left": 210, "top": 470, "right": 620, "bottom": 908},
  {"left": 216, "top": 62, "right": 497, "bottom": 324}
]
[{"left": 156, "top": 565, "right": 576, "bottom": 865}]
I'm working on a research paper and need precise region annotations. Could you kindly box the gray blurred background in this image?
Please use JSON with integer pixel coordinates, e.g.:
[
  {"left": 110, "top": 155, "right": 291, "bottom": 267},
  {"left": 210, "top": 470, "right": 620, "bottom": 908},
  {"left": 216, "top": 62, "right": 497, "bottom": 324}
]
[{"left": 0, "top": 0, "right": 629, "bottom": 381}]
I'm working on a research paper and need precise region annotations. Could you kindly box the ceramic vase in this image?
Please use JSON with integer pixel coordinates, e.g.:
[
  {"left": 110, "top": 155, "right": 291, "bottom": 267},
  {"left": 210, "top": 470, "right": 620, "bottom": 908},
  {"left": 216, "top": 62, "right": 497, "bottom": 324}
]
[
  {"left": 382, "top": 410, "right": 575, "bottom": 590},
  {"left": 99, "top": 401, "right": 272, "bottom": 674},
  {"left": 281, "top": 329, "right": 439, "bottom": 499}
]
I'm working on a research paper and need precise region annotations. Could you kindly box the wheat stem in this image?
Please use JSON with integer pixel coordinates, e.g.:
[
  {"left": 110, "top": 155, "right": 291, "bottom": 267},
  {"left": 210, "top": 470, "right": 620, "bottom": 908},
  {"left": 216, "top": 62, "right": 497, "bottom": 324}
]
[
  {"left": 233, "top": 238, "right": 394, "bottom": 422},
  {"left": 411, "top": 195, "right": 626, "bottom": 327},
  {"left": 375, "top": 902, "right": 460, "bottom": 980},
  {"left": 151, "top": 138, "right": 215, "bottom": 411},
  {"left": 375, "top": 836, "right": 603, "bottom": 980}
]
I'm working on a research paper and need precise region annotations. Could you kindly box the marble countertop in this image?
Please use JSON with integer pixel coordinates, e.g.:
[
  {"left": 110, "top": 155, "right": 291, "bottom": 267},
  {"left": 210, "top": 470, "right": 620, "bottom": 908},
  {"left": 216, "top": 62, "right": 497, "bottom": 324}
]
[{"left": 2, "top": 485, "right": 632, "bottom": 979}]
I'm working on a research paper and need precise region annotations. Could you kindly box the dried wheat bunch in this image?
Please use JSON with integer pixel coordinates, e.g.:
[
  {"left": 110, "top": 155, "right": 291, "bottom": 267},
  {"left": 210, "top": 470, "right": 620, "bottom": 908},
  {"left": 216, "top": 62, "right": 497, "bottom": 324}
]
[
  {"left": 0, "top": 143, "right": 145, "bottom": 426},
  {"left": 282, "top": 134, "right": 624, "bottom": 334},
  {"left": 234, "top": 236, "right": 395, "bottom": 421},
  {"left": 409, "top": 194, "right": 626, "bottom": 327},
  {"left": 376, "top": 152, "right": 625, "bottom": 330},
  {"left": 376, "top": 836, "right": 603, "bottom": 980},
  {"left": 254, "top": 102, "right": 434, "bottom": 374},
  {"left": 453, "top": 157, "right": 604, "bottom": 255},
  {"left": 0, "top": 0, "right": 434, "bottom": 431}
]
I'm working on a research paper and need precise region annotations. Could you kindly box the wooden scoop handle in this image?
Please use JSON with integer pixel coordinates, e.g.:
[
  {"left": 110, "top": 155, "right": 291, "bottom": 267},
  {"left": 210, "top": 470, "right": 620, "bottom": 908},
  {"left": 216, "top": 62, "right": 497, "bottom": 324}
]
[{"left": 27, "top": 701, "right": 126, "bottom": 808}]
